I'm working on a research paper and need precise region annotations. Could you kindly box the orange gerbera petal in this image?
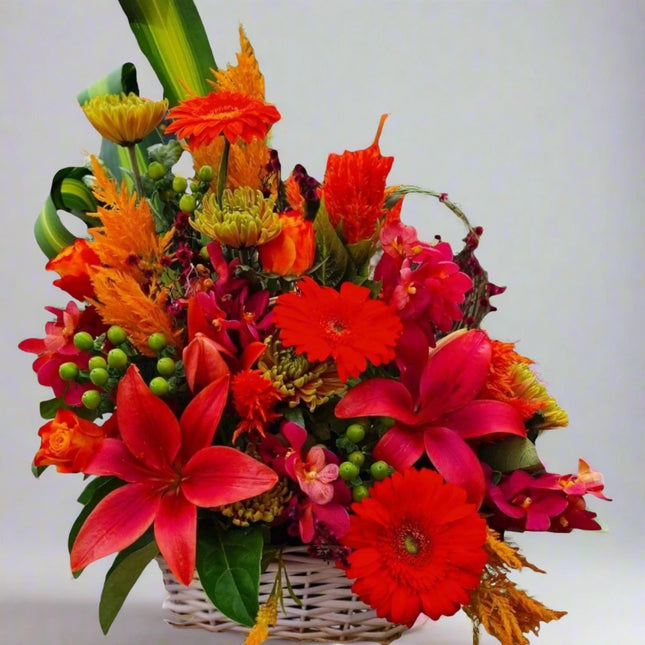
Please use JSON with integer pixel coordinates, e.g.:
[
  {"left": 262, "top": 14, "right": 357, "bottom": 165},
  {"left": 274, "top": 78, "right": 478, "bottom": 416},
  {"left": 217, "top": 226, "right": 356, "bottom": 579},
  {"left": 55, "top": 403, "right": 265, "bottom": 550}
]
[
  {"left": 321, "top": 114, "right": 393, "bottom": 244},
  {"left": 341, "top": 469, "right": 488, "bottom": 627},
  {"left": 273, "top": 277, "right": 402, "bottom": 382},
  {"left": 165, "top": 90, "right": 281, "bottom": 147}
]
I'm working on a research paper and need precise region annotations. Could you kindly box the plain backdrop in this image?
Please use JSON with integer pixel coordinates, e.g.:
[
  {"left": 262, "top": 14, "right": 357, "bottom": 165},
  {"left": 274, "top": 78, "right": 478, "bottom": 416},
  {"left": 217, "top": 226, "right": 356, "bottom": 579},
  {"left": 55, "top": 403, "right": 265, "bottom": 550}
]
[{"left": 1, "top": 1, "right": 643, "bottom": 644}]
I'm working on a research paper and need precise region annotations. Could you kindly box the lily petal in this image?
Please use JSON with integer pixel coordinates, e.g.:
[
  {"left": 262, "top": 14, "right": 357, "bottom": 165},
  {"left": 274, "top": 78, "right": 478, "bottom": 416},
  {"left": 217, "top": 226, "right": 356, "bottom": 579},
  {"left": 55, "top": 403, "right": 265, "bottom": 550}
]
[
  {"left": 373, "top": 425, "right": 425, "bottom": 471},
  {"left": 423, "top": 426, "right": 486, "bottom": 508},
  {"left": 181, "top": 446, "right": 278, "bottom": 507},
  {"left": 182, "top": 333, "right": 230, "bottom": 392},
  {"left": 117, "top": 366, "right": 181, "bottom": 471},
  {"left": 154, "top": 491, "right": 197, "bottom": 586},
  {"left": 335, "top": 378, "right": 417, "bottom": 426},
  {"left": 439, "top": 400, "right": 526, "bottom": 439},
  {"left": 417, "top": 330, "right": 491, "bottom": 421},
  {"left": 178, "top": 374, "right": 229, "bottom": 462},
  {"left": 83, "top": 438, "right": 151, "bottom": 482},
  {"left": 70, "top": 483, "right": 159, "bottom": 573}
]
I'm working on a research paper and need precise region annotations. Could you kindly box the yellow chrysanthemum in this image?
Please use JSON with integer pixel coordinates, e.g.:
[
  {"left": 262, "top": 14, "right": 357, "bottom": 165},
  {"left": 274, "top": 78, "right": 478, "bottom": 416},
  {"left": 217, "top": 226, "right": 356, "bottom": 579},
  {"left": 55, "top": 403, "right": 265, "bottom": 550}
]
[
  {"left": 191, "top": 187, "right": 281, "bottom": 248},
  {"left": 81, "top": 93, "right": 168, "bottom": 145},
  {"left": 219, "top": 479, "right": 292, "bottom": 527}
]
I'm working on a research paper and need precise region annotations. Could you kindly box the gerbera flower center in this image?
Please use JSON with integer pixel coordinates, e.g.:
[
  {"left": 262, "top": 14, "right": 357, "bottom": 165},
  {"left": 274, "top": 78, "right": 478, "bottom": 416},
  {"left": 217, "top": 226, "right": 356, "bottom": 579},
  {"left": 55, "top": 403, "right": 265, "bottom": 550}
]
[
  {"left": 395, "top": 524, "right": 430, "bottom": 562},
  {"left": 323, "top": 315, "right": 350, "bottom": 340}
]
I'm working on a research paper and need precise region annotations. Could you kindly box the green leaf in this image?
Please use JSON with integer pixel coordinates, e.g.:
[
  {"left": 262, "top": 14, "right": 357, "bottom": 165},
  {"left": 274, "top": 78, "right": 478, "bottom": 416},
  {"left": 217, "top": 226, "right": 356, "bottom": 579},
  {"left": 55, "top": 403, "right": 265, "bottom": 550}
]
[
  {"left": 118, "top": 0, "right": 217, "bottom": 107},
  {"left": 196, "top": 524, "right": 263, "bottom": 627},
  {"left": 76, "top": 63, "right": 139, "bottom": 105},
  {"left": 50, "top": 167, "right": 99, "bottom": 226},
  {"left": 34, "top": 196, "right": 79, "bottom": 259},
  {"left": 346, "top": 238, "right": 374, "bottom": 273},
  {"left": 31, "top": 463, "right": 48, "bottom": 478},
  {"left": 313, "top": 204, "right": 350, "bottom": 287},
  {"left": 148, "top": 140, "right": 184, "bottom": 167},
  {"left": 39, "top": 397, "right": 65, "bottom": 419},
  {"left": 478, "top": 437, "right": 543, "bottom": 474},
  {"left": 99, "top": 533, "right": 158, "bottom": 634}
]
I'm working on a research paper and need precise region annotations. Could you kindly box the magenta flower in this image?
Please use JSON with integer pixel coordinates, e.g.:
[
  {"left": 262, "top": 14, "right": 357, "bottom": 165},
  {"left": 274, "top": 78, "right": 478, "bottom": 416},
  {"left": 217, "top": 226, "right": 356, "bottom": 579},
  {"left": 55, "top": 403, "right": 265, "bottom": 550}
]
[{"left": 335, "top": 329, "right": 526, "bottom": 507}]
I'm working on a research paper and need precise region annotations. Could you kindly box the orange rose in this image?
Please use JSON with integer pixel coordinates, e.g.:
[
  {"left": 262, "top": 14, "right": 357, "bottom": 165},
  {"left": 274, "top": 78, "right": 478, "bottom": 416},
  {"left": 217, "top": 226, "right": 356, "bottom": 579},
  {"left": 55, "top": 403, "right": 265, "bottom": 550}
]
[
  {"left": 34, "top": 409, "right": 112, "bottom": 473},
  {"left": 46, "top": 238, "right": 100, "bottom": 301},
  {"left": 258, "top": 211, "right": 315, "bottom": 276}
]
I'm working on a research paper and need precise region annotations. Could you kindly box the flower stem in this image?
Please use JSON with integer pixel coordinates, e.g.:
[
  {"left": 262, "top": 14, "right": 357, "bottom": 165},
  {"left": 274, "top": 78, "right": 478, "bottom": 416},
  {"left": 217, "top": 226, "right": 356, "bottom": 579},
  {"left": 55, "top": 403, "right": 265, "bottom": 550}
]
[
  {"left": 216, "top": 138, "right": 231, "bottom": 207},
  {"left": 126, "top": 144, "right": 145, "bottom": 197}
]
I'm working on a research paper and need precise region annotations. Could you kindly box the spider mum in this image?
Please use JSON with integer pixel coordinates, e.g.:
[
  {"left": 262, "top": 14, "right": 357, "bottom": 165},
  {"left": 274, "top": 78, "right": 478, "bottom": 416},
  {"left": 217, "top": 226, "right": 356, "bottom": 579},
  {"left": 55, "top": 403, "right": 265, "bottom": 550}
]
[
  {"left": 341, "top": 469, "right": 488, "bottom": 627},
  {"left": 273, "top": 277, "right": 402, "bottom": 382}
]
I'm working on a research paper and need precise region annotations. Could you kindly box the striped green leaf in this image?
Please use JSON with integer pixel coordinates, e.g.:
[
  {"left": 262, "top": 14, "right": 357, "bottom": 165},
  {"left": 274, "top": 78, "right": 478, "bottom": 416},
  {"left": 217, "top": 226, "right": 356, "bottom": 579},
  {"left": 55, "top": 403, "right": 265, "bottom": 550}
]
[
  {"left": 50, "top": 167, "right": 99, "bottom": 226},
  {"left": 118, "top": 0, "right": 217, "bottom": 106},
  {"left": 76, "top": 63, "right": 139, "bottom": 106},
  {"left": 34, "top": 196, "right": 79, "bottom": 259}
]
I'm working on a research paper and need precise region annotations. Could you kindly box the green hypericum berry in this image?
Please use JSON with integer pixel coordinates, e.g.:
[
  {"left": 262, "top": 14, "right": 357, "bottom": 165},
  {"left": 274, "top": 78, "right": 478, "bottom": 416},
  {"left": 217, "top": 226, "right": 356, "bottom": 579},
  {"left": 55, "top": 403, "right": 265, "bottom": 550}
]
[
  {"left": 178, "top": 194, "right": 196, "bottom": 213},
  {"left": 107, "top": 348, "right": 128, "bottom": 369},
  {"left": 370, "top": 460, "right": 390, "bottom": 481},
  {"left": 348, "top": 451, "right": 365, "bottom": 467},
  {"left": 197, "top": 165, "right": 214, "bottom": 182},
  {"left": 81, "top": 390, "right": 101, "bottom": 410},
  {"left": 172, "top": 175, "right": 188, "bottom": 193},
  {"left": 89, "top": 367, "right": 109, "bottom": 386},
  {"left": 345, "top": 423, "right": 366, "bottom": 444},
  {"left": 148, "top": 161, "right": 165, "bottom": 180},
  {"left": 156, "top": 357, "right": 176, "bottom": 377},
  {"left": 58, "top": 362, "right": 79, "bottom": 381},
  {"left": 106, "top": 325, "right": 127, "bottom": 345},
  {"left": 148, "top": 332, "right": 167, "bottom": 353},
  {"left": 149, "top": 376, "right": 169, "bottom": 396},
  {"left": 190, "top": 181, "right": 200, "bottom": 192},
  {"left": 73, "top": 331, "right": 94, "bottom": 351},
  {"left": 339, "top": 461, "right": 359, "bottom": 481},
  {"left": 88, "top": 356, "right": 107, "bottom": 371},
  {"left": 352, "top": 485, "right": 370, "bottom": 503}
]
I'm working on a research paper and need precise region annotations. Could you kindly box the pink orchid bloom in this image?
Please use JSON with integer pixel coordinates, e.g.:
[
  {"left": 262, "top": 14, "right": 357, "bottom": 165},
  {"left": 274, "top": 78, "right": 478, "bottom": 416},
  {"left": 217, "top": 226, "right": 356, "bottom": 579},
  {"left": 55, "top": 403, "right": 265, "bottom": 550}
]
[
  {"left": 280, "top": 422, "right": 350, "bottom": 542},
  {"left": 558, "top": 458, "right": 611, "bottom": 501},
  {"left": 70, "top": 365, "right": 278, "bottom": 585},
  {"left": 335, "top": 329, "right": 526, "bottom": 507}
]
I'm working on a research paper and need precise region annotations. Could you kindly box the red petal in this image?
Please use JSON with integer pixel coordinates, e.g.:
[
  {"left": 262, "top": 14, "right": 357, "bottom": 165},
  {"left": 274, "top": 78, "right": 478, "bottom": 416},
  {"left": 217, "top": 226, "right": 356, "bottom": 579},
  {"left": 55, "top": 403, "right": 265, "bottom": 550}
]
[
  {"left": 181, "top": 446, "right": 278, "bottom": 507},
  {"left": 423, "top": 427, "right": 486, "bottom": 508},
  {"left": 117, "top": 366, "right": 181, "bottom": 471},
  {"left": 440, "top": 400, "right": 526, "bottom": 439},
  {"left": 83, "top": 438, "right": 150, "bottom": 482},
  {"left": 240, "top": 341, "right": 267, "bottom": 370},
  {"left": 335, "top": 378, "right": 417, "bottom": 426},
  {"left": 154, "top": 491, "right": 197, "bottom": 586},
  {"left": 373, "top": 425, "right": 425, "bottom": 470},
  {"left": 178, "top": 374, "right": 229, "bottom": 462},
  {"left": 182, "top": 334, "right": 230, "bottom": 392},
  {"left": 70, "top": 483, "right": 159, "bottom": 572},
  {"left": 417, "top": 330, "right": 491, "bottom": 422}
]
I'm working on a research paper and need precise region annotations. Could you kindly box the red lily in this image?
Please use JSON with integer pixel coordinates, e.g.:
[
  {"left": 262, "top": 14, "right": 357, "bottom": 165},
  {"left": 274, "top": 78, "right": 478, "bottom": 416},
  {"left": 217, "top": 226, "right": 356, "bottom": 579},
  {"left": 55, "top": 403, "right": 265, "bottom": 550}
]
[
  {"left": 70, "top": 365, "right": 278, "bottom": 585},
  {"left": 335, "top": 329, "right": 525, "bottom": 507}
]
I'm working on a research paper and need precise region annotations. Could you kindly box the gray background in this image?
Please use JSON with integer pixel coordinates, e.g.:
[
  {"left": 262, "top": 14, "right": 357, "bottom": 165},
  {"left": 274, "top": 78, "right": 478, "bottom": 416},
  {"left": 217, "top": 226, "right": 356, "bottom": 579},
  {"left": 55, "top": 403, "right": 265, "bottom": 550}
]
[{"left": 1, "top": 1, "right": 643, "bottom": 644}]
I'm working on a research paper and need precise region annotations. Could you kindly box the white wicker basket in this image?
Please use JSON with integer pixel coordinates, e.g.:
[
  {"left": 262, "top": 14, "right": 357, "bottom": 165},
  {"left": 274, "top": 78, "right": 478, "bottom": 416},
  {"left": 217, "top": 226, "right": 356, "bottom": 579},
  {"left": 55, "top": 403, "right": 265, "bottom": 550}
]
[{"left": 158, "top": 546, "right": 406, "bottom": 643}]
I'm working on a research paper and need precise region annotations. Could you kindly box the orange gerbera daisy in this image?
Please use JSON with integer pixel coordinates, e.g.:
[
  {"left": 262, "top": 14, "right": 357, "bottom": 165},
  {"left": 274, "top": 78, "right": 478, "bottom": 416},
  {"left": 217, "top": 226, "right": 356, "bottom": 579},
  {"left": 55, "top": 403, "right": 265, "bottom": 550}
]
[
  {"left": 321, "top": 114, "right": 393, "bottom": 244},
  {"left": 165, "top": 90, "right": 281, "bottom": 147},
  {"left": 341, "top": 469, "right": 488, "bottom": 627},
  {"left": 273, "top": 277, "right": 402, "bottom": 382}
]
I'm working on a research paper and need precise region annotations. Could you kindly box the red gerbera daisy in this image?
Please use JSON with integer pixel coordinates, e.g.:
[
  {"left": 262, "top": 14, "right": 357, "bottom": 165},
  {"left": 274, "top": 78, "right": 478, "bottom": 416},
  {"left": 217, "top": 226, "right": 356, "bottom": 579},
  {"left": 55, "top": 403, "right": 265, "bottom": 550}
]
[
  {"left": 165, "top": 90, "right": 281, "bottom": 147},
  {"left": 341, "top": 469, "right": 488, "bottom": 627},
  {"left": 273, "top": 277, "right": 402, "bottom": 382}
]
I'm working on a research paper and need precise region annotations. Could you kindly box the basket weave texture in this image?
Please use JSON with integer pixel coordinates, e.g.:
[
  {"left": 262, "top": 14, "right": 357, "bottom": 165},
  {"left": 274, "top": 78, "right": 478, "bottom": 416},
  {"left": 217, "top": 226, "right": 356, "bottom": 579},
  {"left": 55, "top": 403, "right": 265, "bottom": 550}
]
[{"left": 158, "top": 547, "right": 406, "bottom": 643}]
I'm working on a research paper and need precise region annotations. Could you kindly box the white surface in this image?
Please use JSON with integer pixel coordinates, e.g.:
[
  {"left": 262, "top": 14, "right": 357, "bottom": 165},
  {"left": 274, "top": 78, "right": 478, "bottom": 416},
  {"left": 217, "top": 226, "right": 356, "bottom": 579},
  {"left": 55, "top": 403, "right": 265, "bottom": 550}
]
[{"left": 1, "top": 1, "right": 643, "bottom": 644}]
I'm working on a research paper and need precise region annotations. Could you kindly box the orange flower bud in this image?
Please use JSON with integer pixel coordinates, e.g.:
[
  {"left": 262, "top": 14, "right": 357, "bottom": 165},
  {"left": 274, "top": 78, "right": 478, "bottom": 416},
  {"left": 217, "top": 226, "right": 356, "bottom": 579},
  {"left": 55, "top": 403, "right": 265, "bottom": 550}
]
[
  {"left": 258, "top": 211, "right": 315, "bottom": 276},
  {"left": 46, "top": 239, "right": 100, "bottom": 301},
  {"left": 34, "top": 409, "right": 111, "bottom": 473},
  {"left": 182, "top": 333, "right": 231, "bottom": 392}
]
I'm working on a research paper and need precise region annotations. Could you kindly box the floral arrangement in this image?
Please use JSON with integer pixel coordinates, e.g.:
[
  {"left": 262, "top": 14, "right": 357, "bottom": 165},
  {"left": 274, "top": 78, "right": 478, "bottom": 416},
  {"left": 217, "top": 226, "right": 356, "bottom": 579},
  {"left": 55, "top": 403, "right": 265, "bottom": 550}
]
[{"left": 20, "top": 2, "right": 609, "bottom": 644}]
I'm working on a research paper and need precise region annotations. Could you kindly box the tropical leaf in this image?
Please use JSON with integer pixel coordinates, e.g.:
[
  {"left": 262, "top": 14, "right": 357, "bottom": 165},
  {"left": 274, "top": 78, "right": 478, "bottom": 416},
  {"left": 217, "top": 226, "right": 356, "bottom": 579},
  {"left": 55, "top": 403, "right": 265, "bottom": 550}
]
[
  {"left": 99, "top": 532, "right": 158, "bottom": 634},
  {"left": 313, "top": 204, "right": 350, "bottom": 287},
  {"left": 478, "top": 437, "right": 543, "bottom": 474},
  {"left": 34, "top": 195, "right": 79, "bottom": 259},
  {"left": 196, "top": 524, "right": 263, "bottom": 627},
  {"left": 118, "top": 0, "right": 217, "bottom": 106},
  {"left": 76, "top": 63, "right": 139, "bottom": 105}
]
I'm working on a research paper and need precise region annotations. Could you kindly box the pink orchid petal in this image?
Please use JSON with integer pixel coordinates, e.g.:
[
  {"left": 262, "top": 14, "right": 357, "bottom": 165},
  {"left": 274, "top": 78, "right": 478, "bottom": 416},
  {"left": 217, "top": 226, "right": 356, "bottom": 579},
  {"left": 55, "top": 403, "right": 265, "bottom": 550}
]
[
  {"left": 301, "top": 478, "right": 334, "bottom": 505},
  {"left": 373, "top": 425, "right": 425, "bottom": 471},
  {"left": 423, "top": 426, "right": 486, "bottom": 508},
  {"left": 70, "top": 483, "right": 159, "bottom": 573},
  {"left": 299, "top": 504, "right": 315, "bottom": 543},
  {"left": 335, "top": 379, "right": 417, "bottom": 426},
  {"left": 305, "top": 446, "right": 327, "bottom": 472},
  {"left": 181, "top": 446, "right": 278, "bottom": 507},
  {"left": 439, "top": 400, "right": 526, "bottom": 439},
  {"left": 317, "top": 462, "right": 340, "bottom": 484},
  {"left": 525, "top": 511, "right": 553, "bottom": 531},
  {"left": 312, "top": 502, "right": 350, "bottom": 540},
  {"left": 178, "top": 374, "right": 229, "bottom": 462},
  {"left": 417, "top": 330, "right": 491, "bottom": 421},
  {"left": 282, "top": 422, "right": 307, "bottom": 453},
  {"left": 83, "top": 438, "right": 152, "bottom": 482},
  {"left": 117, "top": 366, "right": 181, "bottom": 471},
  {"left": 154, "top": 491, "right": 197, "bottom": 586}
]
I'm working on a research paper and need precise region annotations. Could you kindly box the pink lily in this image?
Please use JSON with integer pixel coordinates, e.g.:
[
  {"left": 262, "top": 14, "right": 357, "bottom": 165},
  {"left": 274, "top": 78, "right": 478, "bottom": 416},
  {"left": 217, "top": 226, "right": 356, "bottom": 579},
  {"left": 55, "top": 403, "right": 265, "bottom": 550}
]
[
  {"left": 70, "top": 365, "right": 278, "bottom": 585},
  {"left": 335, "top": 329, "right": 525, "bottom": 507}
]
